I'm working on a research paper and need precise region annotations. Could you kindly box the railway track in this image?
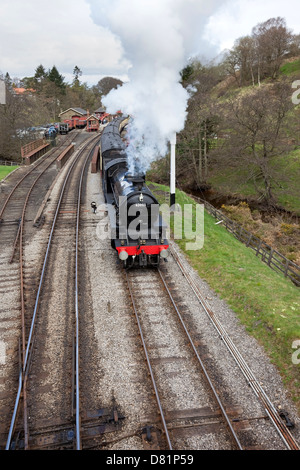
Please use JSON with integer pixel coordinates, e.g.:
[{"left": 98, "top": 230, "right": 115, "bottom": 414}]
[
  {"left": 0, "top": 133, "right": 78, "bottom": 225},
  {"left": 0, "top": 133, "right": 81, "bottom": 446},
  {"left": 4, "top": 133, "right": 100, "bottom": 450},
  {"left": 168, "top": 241, "right": 300, "bottom": 451},
  {"left": 122, "top": 260, "right": 299, "bottom": 450},
  {"left": 124, "top": 266, "right": 242, "bottom": 450},
  {"left": 1, "top": 133, "right": 299, "bottom": 450}
]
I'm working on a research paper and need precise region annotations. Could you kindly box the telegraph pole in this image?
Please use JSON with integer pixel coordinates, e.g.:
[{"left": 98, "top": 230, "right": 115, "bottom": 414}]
[{"left": 170, "top": 133, "right": 176, "bottom": 207}]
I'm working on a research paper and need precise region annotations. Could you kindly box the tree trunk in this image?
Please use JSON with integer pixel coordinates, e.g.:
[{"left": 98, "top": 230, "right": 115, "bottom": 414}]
[
  {"left": 198, "top": 130, "right": 202, "bottom": 182},
  {"left": 204, "top": 122, "right": 208, "bottom": 179}
]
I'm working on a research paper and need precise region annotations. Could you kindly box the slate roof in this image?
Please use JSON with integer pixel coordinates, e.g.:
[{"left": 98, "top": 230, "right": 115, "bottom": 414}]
[{"left": 59, "top": 107, "right": 87, "bottom": 116}]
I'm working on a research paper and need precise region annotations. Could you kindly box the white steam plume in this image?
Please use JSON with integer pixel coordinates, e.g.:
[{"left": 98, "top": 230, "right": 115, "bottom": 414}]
[{"left": 88, "top": 0, "right": 225, "bottom": 174}]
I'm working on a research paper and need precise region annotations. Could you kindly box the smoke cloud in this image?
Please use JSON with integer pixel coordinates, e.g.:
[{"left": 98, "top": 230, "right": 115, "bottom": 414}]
[{"left": 88, "top": 0, "right": 225, "bottom": 173}]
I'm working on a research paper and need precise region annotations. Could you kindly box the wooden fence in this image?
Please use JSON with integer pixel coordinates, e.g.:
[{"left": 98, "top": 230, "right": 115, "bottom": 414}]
[
  {"left": 190, "top": 194, "right": 300, "bottom": 287},
  {"left": 0, "top": 159, "right": 19, "bottom": 166}
]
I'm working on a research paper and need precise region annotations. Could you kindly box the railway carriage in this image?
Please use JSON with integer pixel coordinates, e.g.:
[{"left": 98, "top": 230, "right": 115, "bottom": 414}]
[
  {"left": 63, "top": 119, "right": 75, "bottom": 131},
  {"left": 59, "top": 122, "right": 69, "bottom": 134}
]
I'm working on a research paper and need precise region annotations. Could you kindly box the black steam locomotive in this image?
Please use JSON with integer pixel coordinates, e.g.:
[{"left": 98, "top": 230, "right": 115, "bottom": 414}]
[{"left": 100, "top": 117, "right": 169, "bottom": 268}]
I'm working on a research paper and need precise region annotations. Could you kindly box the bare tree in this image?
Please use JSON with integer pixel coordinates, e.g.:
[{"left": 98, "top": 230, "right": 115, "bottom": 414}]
[
  {"left": 224, "top": 18, "right": 295, "bottom": 87},
  {"left": 252, "top": 17, "right": 294, "bottom": 80},
  {"left": 224, "top": 36, "right": 256, "bottom": 87},
  {"left": 178, "top": 62, "right": 222, "bottom": 188},
  {"left": 0, "top": 86, "right": 28, "bottom": 161},
  {"left": 94, "top": 77, "right": 123, "bottom": 96},
  {"left": 222, "top": 81, "right": 295, "bottom": 205}
]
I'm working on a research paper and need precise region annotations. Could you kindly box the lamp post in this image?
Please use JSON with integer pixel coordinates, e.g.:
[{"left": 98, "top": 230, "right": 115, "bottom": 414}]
[{"left": 170, "top": 133, "right": 176, "bottom": 207}]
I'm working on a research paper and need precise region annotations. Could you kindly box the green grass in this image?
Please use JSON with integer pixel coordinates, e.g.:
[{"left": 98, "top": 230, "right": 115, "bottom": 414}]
[
  {"left": 0, "top": 165, "right": 19, "bottom": 181},
  {"left": 274, "top": 148, "right": 300, "bottom": 212},
  {"left": 149, "top": 181, "right": 300, "bottom": 409},
  {"left": 208, "top": 163, "right": 258, "bottom": 198},
  {"left": 280, "top": 59, "right": 300, "bottom": 76},
  {"left": 207, "top": 146, "right": 300, "bottom": 214}
]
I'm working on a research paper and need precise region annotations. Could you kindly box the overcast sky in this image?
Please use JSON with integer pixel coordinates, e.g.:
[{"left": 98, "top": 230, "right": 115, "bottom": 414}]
[{"left": 0, "top": 0, "right": 299, "bottom": 86}]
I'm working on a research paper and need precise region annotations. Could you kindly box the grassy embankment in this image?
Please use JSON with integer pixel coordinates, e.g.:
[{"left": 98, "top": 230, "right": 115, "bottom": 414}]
[
  {"left": 0, "top": 165, "right": 19, "bottom": 181},
  {"left": 205, "top": 60, "right": 300, "bottom": 267},
  {"left": 208, "top": 147, "right": 300, "bottom": 215},
  {"left": 148, "top": 181, "right": 300, "bottom": 411}
]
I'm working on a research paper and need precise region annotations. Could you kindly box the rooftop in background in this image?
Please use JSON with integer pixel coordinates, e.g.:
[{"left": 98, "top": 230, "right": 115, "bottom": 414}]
[
  {"left": 59, "top": 107, "right": 87, "bottom": 117},
  {"left": 13, "top": 87, "right": 36, "bottom": 95}
]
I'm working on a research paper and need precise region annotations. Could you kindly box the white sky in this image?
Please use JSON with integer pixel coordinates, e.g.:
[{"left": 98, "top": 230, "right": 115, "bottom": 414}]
[{"left": 0, "top": 0, "right": 299, "bottom": 86}]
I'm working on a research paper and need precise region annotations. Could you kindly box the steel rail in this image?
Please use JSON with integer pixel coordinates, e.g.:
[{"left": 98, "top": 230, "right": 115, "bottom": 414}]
[
  {"left": 125, "top": 271, "right": 173, "bottom": 450},
  {"left": 169, "top": 241, "right": 300, "bottom": 451},
  {"left": 19, "top": 156, "right": 59, "bottom": 449},
  {"left": 5, "top": 134, "right": 99, "bottom": 450},
  {"left": 0, "top": 144, "right": 63, "bottom": 222},
  {"left": 17, "top": 146, "right": 79, "bottom": 448},
  {"left": 0, "top": 155, "right": 46, "bottom": 221},
  {"left": 5, "top": 146, "right": 67, "bottom": 450},
  {"left": 10, "top": 153, "right": 59, "bottom": 265},
  {"left": 74, "top": 142, "right": 96, "bottom": 450},
  {"left": 157, "top": 267, "right": 244, "bottom": 450},
  {"left": 0, "top": 133, "right": 78, "bottom": 223}
]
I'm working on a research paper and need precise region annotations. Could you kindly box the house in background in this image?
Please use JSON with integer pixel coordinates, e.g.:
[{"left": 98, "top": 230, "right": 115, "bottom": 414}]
[
  {"left": 58, "top": 107, "right": 87, "bottom": 122},
  {"left": 94, "top": 107, "right": 106, "bottom": 120},
  {"left": 86, "top": 114, "right": 100, "bottom": 132},
  {"left": 13, "top": 87, "right": 36, "bottom": 97},
  {"left": 58, "top": 106, "right": 122, "bottom": 131}
]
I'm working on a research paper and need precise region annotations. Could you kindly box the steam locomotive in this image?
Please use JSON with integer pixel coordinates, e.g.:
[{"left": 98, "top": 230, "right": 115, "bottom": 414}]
[{"left": 100, "top": 117, "right": 169, "bottom": 268}]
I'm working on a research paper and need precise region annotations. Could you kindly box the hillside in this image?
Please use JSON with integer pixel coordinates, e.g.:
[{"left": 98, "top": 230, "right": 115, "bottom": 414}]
[
  {"left": 206, "top": 57, "right": 300, "bottom": 215},
  {"left": 148, "top": 55, "right": 300, "bottom": 267},
  {"left": 148, "top": 182, "right": 300, "bottom": 412}
]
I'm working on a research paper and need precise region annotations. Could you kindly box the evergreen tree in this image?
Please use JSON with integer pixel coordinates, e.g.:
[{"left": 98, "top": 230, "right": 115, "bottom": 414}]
[
  {"left": 48, "top": 66, "right": 66, "bottom": 93},
  {"left": 4, "top": 72, "right": 12, "bottom": 91},
  {"left": 34, "top": 64, "right": 47, "bottom": 83},
  {"left": 72, "top": 66, "right": 82, "bottom": 88}
]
